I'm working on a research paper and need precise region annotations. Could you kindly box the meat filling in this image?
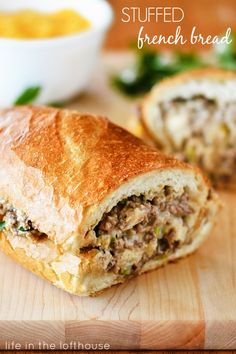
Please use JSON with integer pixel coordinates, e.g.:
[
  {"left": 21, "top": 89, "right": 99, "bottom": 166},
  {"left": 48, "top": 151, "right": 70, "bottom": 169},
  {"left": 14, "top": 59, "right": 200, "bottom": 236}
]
[
  {"left": 0, "top": 186, "right": 205, "bottom": 278},
  {"left": 82, "top": 186, "right": 200, "bottom": 276},
  {"left": 160, "top": 96, "right": 236, "bottom": 183},
  {"left": 0, "top": 198, "right": 47, "bottom": 241}
]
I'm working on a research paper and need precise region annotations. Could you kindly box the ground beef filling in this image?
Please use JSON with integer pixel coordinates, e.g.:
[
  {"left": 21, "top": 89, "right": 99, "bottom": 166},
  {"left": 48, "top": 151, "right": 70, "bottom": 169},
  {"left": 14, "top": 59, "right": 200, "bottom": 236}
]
[
  {"left": 82, "top": 187, "right": 196, "bottom": 276},
  {"left": 0, "top": 199, "right": 47, "bottom": 241},
  {"left": 160, "top": 97, "right": 236, "bottom": 182},
  {"left": 0, "top": 189, "right": 197, "bottom": 277}
]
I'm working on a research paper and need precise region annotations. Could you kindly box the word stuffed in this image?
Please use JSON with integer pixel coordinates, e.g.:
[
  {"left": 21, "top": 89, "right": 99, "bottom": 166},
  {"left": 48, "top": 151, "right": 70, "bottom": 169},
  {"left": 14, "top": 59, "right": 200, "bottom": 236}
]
[{"left": 121, "top": 7, "right": 184, "bottom": 23}]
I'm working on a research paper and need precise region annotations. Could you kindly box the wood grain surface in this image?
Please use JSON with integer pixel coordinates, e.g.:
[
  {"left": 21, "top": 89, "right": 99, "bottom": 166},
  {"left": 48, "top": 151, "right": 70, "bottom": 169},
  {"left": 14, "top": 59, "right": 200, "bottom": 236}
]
[
  {"left": 2, "top": 352, "right": 236, "bottom": 354},
  {"left": 0, "top": 53, "right": 236, "bottom": 350}
]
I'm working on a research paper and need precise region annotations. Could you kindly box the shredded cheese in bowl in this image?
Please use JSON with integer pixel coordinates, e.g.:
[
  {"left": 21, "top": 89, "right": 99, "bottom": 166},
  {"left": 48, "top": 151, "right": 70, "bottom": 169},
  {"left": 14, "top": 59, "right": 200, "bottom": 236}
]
[{"left": 0, "top": 9, "right": 91, "bottom": 40}]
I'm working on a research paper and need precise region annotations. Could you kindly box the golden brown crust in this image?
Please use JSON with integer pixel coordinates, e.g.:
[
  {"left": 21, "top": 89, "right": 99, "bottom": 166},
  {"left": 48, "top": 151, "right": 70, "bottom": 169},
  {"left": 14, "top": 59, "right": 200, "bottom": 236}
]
[
  {"left": 161, "top": 67, "right": 236, "bottom": 84},
  {"left": 0, "top": 106, "right": 220, "bottom": 296},
  {"left": 0, "top": 105, "right": 199, "bottom": 244}
]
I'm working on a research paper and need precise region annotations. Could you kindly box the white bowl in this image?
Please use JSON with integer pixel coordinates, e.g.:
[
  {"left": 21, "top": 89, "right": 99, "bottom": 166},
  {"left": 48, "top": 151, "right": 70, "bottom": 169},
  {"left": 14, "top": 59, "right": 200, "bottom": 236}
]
[{"left": 0, "top": 0, "right": 113, "bottom": 106}]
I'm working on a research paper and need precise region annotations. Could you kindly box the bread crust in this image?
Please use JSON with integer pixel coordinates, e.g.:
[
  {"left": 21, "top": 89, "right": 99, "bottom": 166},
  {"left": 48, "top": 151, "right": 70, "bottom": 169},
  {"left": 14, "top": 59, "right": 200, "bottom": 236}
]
[
  {"left": 143, "top": 68, "right": 236, "bottom": 106},
  {"left": 0, "top": 106, "right": 220, "bottom": 296},
  {"left": 0, "top": 105, "right": 200, "bottom": 244}
]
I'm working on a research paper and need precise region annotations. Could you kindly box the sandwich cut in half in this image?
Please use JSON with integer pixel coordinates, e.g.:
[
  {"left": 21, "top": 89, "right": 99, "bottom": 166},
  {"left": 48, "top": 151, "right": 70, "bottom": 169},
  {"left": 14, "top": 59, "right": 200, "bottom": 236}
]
[
  {"left": 141, "top": 69, "right": 236, "bottom": 188},
  {"left": 0, "top": 106, "right": 219, "bottom": 296}
]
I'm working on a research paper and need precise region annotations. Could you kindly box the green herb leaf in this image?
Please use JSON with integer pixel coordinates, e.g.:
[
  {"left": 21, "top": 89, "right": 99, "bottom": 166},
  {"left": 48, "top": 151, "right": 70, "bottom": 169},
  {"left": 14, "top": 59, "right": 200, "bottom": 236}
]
[
  {"left": 121, "top": 266, "right": 132, "bottom": 276},
  {"left": 214, "top": 32, "right": 236, "bottom": 70},
  {"left": 48, "top": 101, "right": 65, "bottom": 108},
  {"left": 18, "top": 226, "right": 29, "bottom": 232},
  {"left": 14, "top": 86, "right": 42, "bottom": 105},
  {"left": 173, "top": 51, "right": 205, "bottom": 71},
  {"left": 110, "top": 235, "right": 116, "bottom": 244},
  {"left": 0, "top": 221, "right": 6, "bottom": 231},
  {"left": 119, "top": 199, "right": 126, "bottom": 206},
  {"left": 112, "top": 47, "right": 205, "bottom": 97},
  {"left": 155, "top": 254, "right": 168, "bottom": 261},
  {"left": 154, "top": 226, "right": 161, "bottom": 236},
  {"left": 185, "top": 146, "right": 197, "bottom": 163}
]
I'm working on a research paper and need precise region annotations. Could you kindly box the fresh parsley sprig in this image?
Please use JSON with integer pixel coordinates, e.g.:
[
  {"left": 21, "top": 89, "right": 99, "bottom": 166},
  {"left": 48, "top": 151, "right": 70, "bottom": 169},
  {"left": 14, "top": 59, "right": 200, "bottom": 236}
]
[
  {"left": 0, "top": 221, "right": 6, "bottom": 231},
  {"left": 214, "top": 33, "right": 236, "bottom": 70},
  {"left": 112, "top": 48, "right": 205, "bottom": 97},
  {"left": 14, "top": 86, "right": 65, "bottom": 107},
  {"left": 112, "top": 33, "right": 236, "bottom": 97},
  {"left": 14, "top": 86, "right": 42, "bottom": 105}
]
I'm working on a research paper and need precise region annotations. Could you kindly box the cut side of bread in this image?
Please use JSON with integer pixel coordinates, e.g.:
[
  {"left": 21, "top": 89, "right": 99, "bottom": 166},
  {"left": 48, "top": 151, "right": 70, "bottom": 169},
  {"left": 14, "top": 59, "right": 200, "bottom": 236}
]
[{"left": 141, "top": 69, "right": 236, "bottom": 188}]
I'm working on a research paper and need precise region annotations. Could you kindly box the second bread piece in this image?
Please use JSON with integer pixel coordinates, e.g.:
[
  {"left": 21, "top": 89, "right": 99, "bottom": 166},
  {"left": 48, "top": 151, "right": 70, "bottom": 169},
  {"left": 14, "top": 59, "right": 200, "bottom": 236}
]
[{"left": 141, "top": 69, "right": 236, "bottom": 188}]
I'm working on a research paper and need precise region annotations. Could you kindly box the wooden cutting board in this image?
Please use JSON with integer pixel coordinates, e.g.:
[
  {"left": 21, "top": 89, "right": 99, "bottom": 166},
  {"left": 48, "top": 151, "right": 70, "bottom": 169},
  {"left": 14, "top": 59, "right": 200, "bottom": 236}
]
[{"left": 0, "top": 53, "right": 236, "bottom": 350}]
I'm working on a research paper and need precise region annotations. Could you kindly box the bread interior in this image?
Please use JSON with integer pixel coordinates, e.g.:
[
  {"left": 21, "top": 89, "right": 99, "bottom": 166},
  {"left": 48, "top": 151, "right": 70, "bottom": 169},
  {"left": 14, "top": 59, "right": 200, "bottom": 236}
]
[
  {"left": 0, "top": 181, "right": 213, "bottom": 282},
  {"left": 158, "top": 96, "right": 236, "bottom": 183}
]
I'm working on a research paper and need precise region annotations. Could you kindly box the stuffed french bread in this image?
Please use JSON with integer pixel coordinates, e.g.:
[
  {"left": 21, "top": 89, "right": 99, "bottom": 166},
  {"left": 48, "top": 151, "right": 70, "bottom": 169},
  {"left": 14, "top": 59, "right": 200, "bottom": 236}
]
[{"left": 0, "top": 106, "right": 219, "bottom": 295}]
